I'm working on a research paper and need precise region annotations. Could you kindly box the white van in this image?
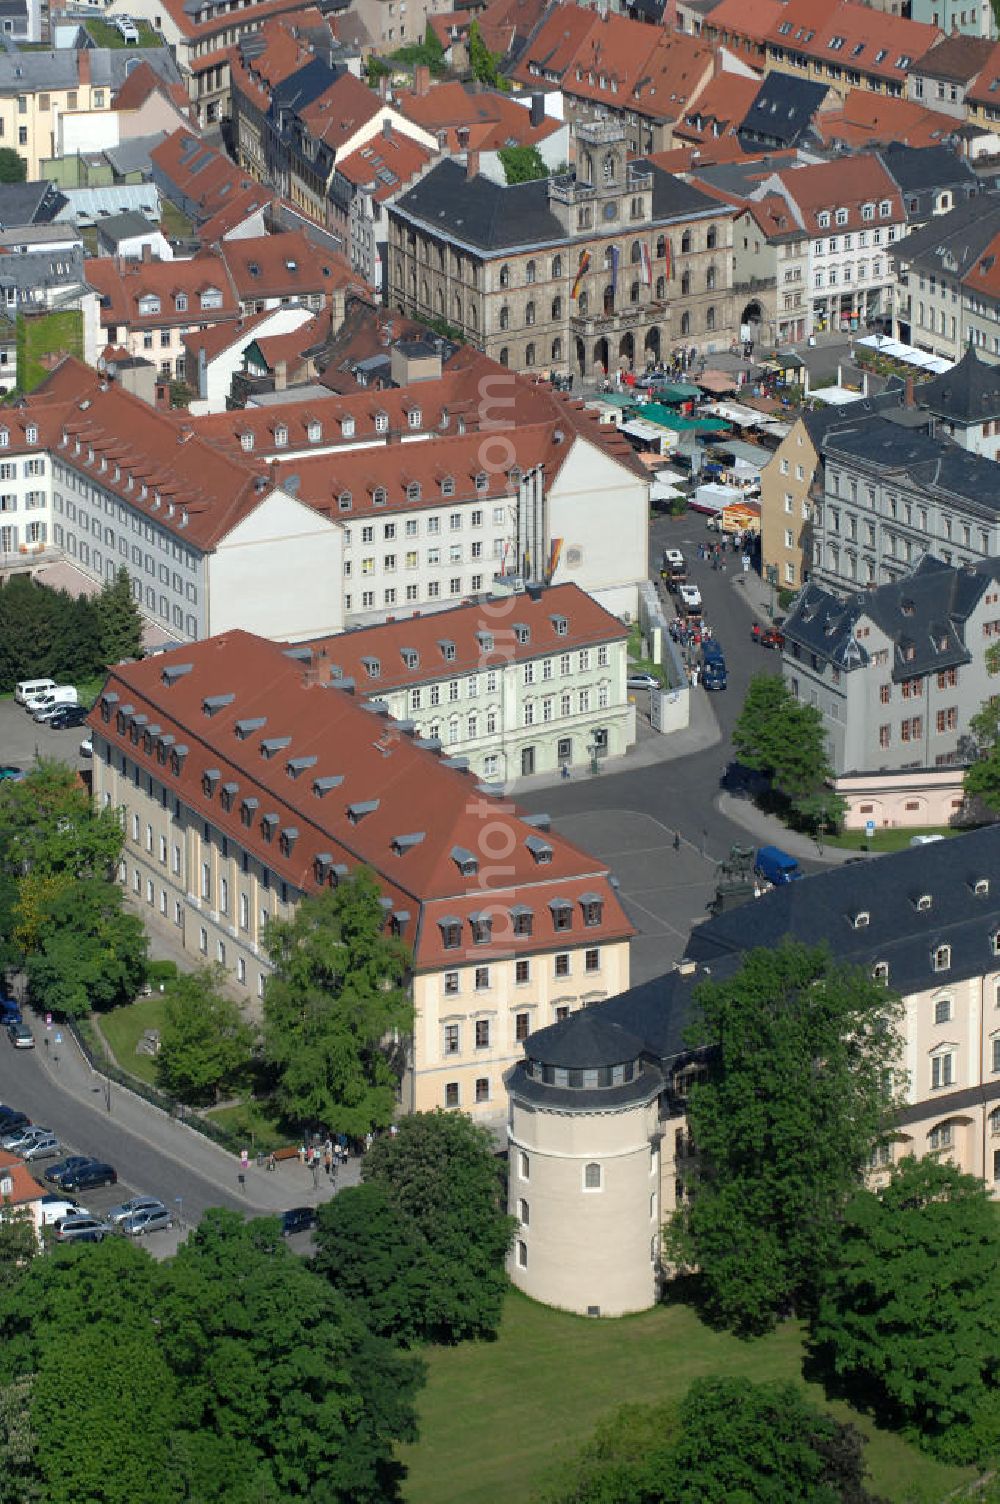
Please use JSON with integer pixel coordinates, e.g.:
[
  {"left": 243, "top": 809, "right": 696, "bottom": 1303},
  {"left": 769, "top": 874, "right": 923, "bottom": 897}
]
[
  {"left": 16, "top": 677, "right": 56, "bottom": 707},
  {"left": 31, "top": 686, "right": 79, "bottom": 721}
]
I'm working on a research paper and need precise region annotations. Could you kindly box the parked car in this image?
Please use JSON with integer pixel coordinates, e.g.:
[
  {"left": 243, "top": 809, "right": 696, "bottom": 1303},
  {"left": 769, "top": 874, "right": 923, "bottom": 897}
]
[
  {"left": 0, "top": 998, "right": 21, "bottom": 1027},
  {"left": 119, "top": 1205, "right": 173, "bottom": 1237},
  {"left": 626, "top": 671, "right": 660, "bottom": 691},
  {"left": 7, "top": 1021, "right": 33, "bottom": 1049},
  {"left": 20, "top": 1133, "right": 60, "bottom": 1162},
  {"left": 47, "top": 704, "right": 89, "bottom": 730},
  {"left": 105, "top": 1195, "right": 168, "bottom": 1227},
  {"left": 0, "top": 765, "right": 23, "bottom": 781},
  {"left": 280, "top": 1206, "right": 317, "bottom": 1236},
  {"left": 79, "top": 738, "right": 93, "bottom": 759},
  {"left": 678, "top": 584, "right": 703, "bottom": 616},
  {"left": 38, "top": 1194, "right": 86, "bottom": 1226},
  {"left": 52, "top": 1214, "right": 107, "bottom": 1244},
  {"left": 0, "top": 1107, "right": 30, "bottom": 1134},
  {"left": 701, "top": 651, "right": 727, "bottom": 691},
  {"left": 45, "top": 1156, "right": 96, "bottom": 1186},
  {"left": 59, "top": 1159, "right": 117, "bottom": 1192},
  {"left": 0, "top": 1125, "right": 51, "bottom": 1153},
  {"left": 15, "top": 677, "right": 55, "bottom": 707}
]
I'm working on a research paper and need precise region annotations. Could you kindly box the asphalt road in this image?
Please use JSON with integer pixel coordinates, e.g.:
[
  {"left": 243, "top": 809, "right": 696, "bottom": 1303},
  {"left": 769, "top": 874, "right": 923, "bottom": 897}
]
[
  {"left": 520, "top": 525, "right": 788, "bottom": 984},
  {"left": 0, "top": 1028, "right": 247, "bottom": 1254}
]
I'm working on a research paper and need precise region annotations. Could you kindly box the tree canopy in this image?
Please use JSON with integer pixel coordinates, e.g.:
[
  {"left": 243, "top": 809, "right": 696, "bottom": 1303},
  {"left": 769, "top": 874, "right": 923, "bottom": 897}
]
[
  {"left": 469, "top": 20, "right": 508, "bottom": 90},
  {"left": 156, "top": 966, "right": 255, "bottom": 1104},
  {"left": 0, "top": 149, "right": 25, "bottom": 185},
  {"left": 733, "top": 672, "right": 845, "bottom": 833},
  {"left": 535, "top": 1378, "right": 885, "bottom": 1504},
  {"left": 499, "top": 145, "right": 548, "bottom": 184},
  {"left": 0, "top": 571, "right": 141, "bottom": 691},
  {"left": 24, "top": 875, "right": 147, "bottom": 1017},
  {"left": 963, "top": 640, "right": 1000, "bottom": 810},
  {"left": 315, "top": 1110, "right": 516, "bottom": 1343},
  {"left": 666, "top": 942, "right": 904, "bottom": 1334},
  {"left": 262, "top": 870, "right": 412, "bottom": 1136},
  {"left": 0, "top": 1209, "right": 424, "bottom": 1503},
  {"left": 810, "top": 1155, "right": 1000, "bottom": 1464}
]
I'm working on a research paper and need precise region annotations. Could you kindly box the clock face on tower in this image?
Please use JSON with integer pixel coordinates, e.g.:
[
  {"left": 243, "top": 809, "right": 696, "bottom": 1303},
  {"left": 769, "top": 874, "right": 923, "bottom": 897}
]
[{"left": 603, "top": 202, "right": 618, "bottom": 221}]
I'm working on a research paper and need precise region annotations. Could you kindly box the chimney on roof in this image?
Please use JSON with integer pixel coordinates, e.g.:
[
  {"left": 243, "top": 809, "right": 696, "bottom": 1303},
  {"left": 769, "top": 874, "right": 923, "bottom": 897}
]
[
  {"left": 378, "top": 71, "right": 389, "bottom": 101},
  {"left": 383, "top": 116, "right": 392, "bottom": 140},
  {"left": 905, "top": 374, "right": 915, "bottom": 408},
  {"left": 414, "top": 63, "right": 431, "bottom": 97},
  {"left": 530, "top": 93, "right": 545, "bottom": 127},
  {"left": 466, "top": 149, "right": 480, "bottom": 181},
  {"left": 141, "top": 242, "right": 152, "bottom": 263},
  {"left": 78, "top": 48, "right": 90, "bottom": 86}
]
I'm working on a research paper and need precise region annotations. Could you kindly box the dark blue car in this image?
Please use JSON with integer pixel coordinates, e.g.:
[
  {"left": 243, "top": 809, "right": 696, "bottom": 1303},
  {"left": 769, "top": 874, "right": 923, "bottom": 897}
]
[{"left": 0, "top": 998, "right": 21, "bottom": 1027}]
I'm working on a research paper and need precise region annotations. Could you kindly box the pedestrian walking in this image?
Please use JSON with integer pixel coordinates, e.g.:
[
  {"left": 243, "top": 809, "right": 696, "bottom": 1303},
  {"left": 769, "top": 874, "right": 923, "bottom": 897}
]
[
  {"left": 673, "top": 831, "right": 680, "bottom": 853},
  {"left": 240, "top": 1147, "right": 249, "bottom": 1172}
]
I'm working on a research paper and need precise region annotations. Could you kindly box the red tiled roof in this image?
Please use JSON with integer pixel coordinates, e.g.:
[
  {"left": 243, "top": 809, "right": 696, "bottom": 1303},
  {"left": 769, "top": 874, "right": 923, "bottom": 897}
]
[
  {"left": 181, "top": 307, "right": 274, "bottom": 361},
  {"left": 963, "top": 38, "right": 1000, "bottom": 106},
  {"left": 335, "top": 129, "right": 435, "bottom": 202},
  {"left": 303, "top": 582, "right": 626, "bottom": 690},
  {"left": 90, "top": 633, "right": 634, "bottom": 971},
  {"left": 299, "top": 71, "right": 382, "bottom": 148},
  {"left": 0, "top": 1151, "right": 44, "bottom": 1207},
  {"left": 560, "top": 20, "right": 715, "bottom": 124},
  {"left": 394, "top": 80, "right": 561, "bottom": 150},
  {"left": 151, "top": 130, "right": 274, "bottom": 231},
  {"left": 246, "top": 309, "right": 329, "bottom": 368},
  {"left": 427, "top": 9, "right": 472, "bottom": 49},
  {"left": 774, "top": 153, "right": 905, "bottom": 231},
  {"left": 513, "top": 3, "right": 600, "bottom": 85},
  {"left": 814, "top": 89, "right": 962, "bottom": 149},
  {"left": 85, "top": 252, "right": 240, "bottom": 331},
  {"left": 157, "top": 0, "right": 310, "bottom": 45},
  {"left": 476, "top": 0, "right": 548, "bottom": 57},
  {"left": 643, "top": 140, "right": 791, "bottom": 170},
  {"left": 961, "top": 229, "right": 1000, "bottom": 299},
  {"left": 704, "top": 0, "right": 783, "bottom": 41},
  {"left": 220, "top": 230, "right": 354, "bottom": 301},
  {"left": 112, "top": 58, "right": 190, "bottom": 114},
  {"left": 763, "top": 0, "right": 942, "bottom": 85},
  {"left": 673, "top": 71, "right": 761, "bottom": 145},
  {"left": 913, "top": 32, "right": 994, "bottom": 82}
]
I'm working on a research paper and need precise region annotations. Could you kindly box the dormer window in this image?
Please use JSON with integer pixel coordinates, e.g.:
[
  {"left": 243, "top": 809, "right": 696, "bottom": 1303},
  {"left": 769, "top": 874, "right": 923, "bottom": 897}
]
[
  {"left": 25, "top": 424, "right": 37, "bottom": 444},
  {"left": 817, "top": 212, "right": 830, "bottom": 229},
  {"left": 362, "top": 656, "right": 381, "bottom": 679},
  {"left": 200, "top": 286, "right": 223, "bottom": 310},
  {"left": 470, "top": 913, "right": 492, "bottom": 944},
  {"left": 407, "top": 408, "right": 422, "bottom": 429},
  {"left": 933, "top": 944, "right": 951, "bottom": 972},
  {"left": 992, "top": 930, "right": 1000, "bottom": 956},
  {"left": 373, "top": 486, "right": 387, "bottom": 507},
  {"left": 168, "top": 744, "right": 188, "bottom": 777},
  {"left": 314, "top": 853, "right": 333, "bottom": 884},
  {"left": 279, "top": 827, "right": 298, "bottom": 856},
  {"left": 475, "top": 471, "right": 488, "bottom": 493},
  {"left": 916, "top": 894, "right": 932, "bottom": 912},
  {"left": 512, "top": 907, "right": 532, "bottom": 937},
  {"left": 273, "top": 425, "right": 288, "bottom": 448},
  {"left": 550, "top": 899, "right": 572, "bottom": 932},
  {"left": 440, "top": 918, "right": 462, "bottom": 949},
  {"left": 341, "top": 417, "right": 355, "bottom": 438},
  {"left": 307, "top": 420, "right": 322, "bottom": 443},
  {"left": 581, "top": 897, "right": 603, "bottom": 927},
  {"left": 202, "top": 768, "right": 220, "bottom": 797},
  {"left": 975, "top": 878, "right": 990, "bottom": 896},
  {"left": 374, "top": 411, "right": 389, "bottom": 433},
  {"left": 338, "top": 490, "right": 352, "bottom": 511},
  {"left": 551, "top": 615, "right": 568, "bottom": 636},
  {"left": 400, "top": 647, "right": 419, "bottom": 669},
  {"left": 175, "top": 292, "right": 188, "bottom": 312},
  {"left": 851, "top": 910, "right": 870, "bottom": 929},
  {"left": 240, "top": 796, "right": 259, "bottom": 827},
  {"left": 261, "top": 812, "right": 279, "bottom": 842},
  {"left": 477, "top": 631, "right": 493, "bottom": 652},
  {"left": 514, "top": 624, "right": 530, "bottom": 645},
  {"left": 439, "top": 639, "right": 456, "bottom": 662},
  {"left": 220, "top": 781, "right": 237, "bottom": 812},
  {"left": 441, "top": 475, "right": 455, "bottom": 497},
  {"left": 347, "top": 800, "right": 379, "bottom": 824},
  {"left": 138, "top": 293, "right": 160, "bottom": 316},
  {"left": 406, "top": 481, "right": 421, "bottom": 502},
  {"left": 526, "top": 834, "right": 552, "bottom": 863},
  {"left": 873, "top": 961, "right": 889, "bottom": 984},
  {"left": 451, "top": 845, "right": 478, "bottom": 876}
]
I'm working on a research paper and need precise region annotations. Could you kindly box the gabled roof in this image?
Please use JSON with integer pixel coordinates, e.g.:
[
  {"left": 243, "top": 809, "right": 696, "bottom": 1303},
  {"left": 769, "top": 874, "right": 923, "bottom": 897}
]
[
  {"left": 894, "top": 194, "right": 1000, "bottom": 280},
  {"left": 513, "top": 1, "right": 599, "bottom": 85},
  {"left": 302, "top": 582, "right": 627, "bottom": 690},
  {"left": 965, "top": 37, "right": 1000, "bottom": 107},
  {"left": 911, "top": 31, "right": 994, "bottom": 83},
  {"left": 0, "top": 1150, "right": 44, "bottom": 1207},
  {"left": 552, "top": 19, "right": 714, "bottom": 124},
  {"left": 763, "top": 0, "right": 942, "bottom": 87},
  {"left": 151, "top": 130, "right": 274, "bottom": 230},
  {"left": 85, "top": 252, "right": 239, "bottom": 330},
  {"left": 772, "top": 153, "right": 904, "bottom": 231},
  {"left": 112, "top": 57, "right": 190, "bottom": 115},
  {"left": 393, "top": 81, "right": 560, "bottom": 151},
  {"left": 475, "top": 0, "right": 548, "bottom": 57},
  {"left": 674, "top": 71, "right": 760, "bottom": 145},
  {"left": 813, "top": 90, "right": 961, "bottom": 151},
  {"left": 220, "top": 230, "right": 353, "bottom": 301},
  {"left": 336, "top": 129, "right": 435, "bottom": 201},
  {"left": 246, "top": 308, "right": 329, "bottom": 370},
  {"left": 91, "top": 632, "right": 634, "bottom": 970},
  {"left": 297, "top": 69, "right": 381, "bottom": 148},
  {"left": 876, "top": 141, "right": 977, "bottom": 197},
  {"left": 739, "top": 72, "right": 830, "bottom": 147}
]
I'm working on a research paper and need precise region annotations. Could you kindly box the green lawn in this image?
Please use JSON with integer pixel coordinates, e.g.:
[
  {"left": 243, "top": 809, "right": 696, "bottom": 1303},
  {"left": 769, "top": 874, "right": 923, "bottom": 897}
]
[
  {"left": 203, "top": 1099, "right": 289, "bottom": 1152},
  {"left": 98, "top": 994, "right": 169, "bottom": 1086},
  {"left": 160, "top": 198, "right": 193, "bottom": 241},
  {"left": 84, "top": 17, "right": 162, "bottom": 46},
  {"left": 825, "top": 825, "right": 958, "bottom": 853},
  {"left": 399, "top": 1291, "right": 973, "bottom": 1504}
]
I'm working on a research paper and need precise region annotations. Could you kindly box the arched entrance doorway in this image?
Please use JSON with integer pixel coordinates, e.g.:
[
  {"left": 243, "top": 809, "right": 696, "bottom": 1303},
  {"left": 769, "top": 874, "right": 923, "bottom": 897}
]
[
  {"left": 644, "top": 326, "right": 661, "bottom": 366},
  {"left": 740, "top": 300, "right": 766, "bottom": 348},
  {"left": 619, "top": 331, "right": 634, "bottom": 371},
  {"left": 593, "top": 337, "right": 609, "bottom": 376},
  {"left": 576, "top": 337, "right": 587, "bottom": 377}
]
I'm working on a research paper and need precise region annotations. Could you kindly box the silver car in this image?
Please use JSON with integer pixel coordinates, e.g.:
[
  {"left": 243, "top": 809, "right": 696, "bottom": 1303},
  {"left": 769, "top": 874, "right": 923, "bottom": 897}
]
[
  {"left": 0, "top": 1125, "right": 49, "bottom": 1153},
  {"left": 20, "top": 1133, "right": 60, "bottom": 1162},
  {"left": 105, "top": 1195, "right": 168, "bottom": 1227},
  {"left": 119, "top": 1205, "right": 173, "bottom": 1237}
]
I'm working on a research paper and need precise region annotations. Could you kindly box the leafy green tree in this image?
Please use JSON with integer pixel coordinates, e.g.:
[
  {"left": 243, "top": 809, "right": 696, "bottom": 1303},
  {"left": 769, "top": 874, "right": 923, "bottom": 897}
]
[
  {"left": 536, "top": 1381, "right": 884, "bottom": 1504},
  {"left": 810, "top": 1155, "right": 1000, "bottom": 1464},
  {"left": 96, "top": 566, "right": 143, "bottom": 666},
  {"left": 0, "top": 149, "right": 25, "bottom": 184},
  {"left": 161, "top": 1208, "right": 423, "bottom": 1502},
  {"left": 0, "top": 1376, "right": 41, "bottom": 1504},
  {"left": 313, "top": 1181, "right": 435, "bottom": 1344},
  {"left": 666, "top": 942, "right": 904, "bottom": 1334},
  {"left": 357, "top": 1110, "right": 516, "bottom": 1342},
  {"left": 262, "top": 870, "right": 412, "bottom": 1136},
  {"left": 24, "top": 876, "right": 147, "bottom": 1017},
  {"left": 498, "top": 145, "right": 548, "bottom": 184},
  {"left": 0, "top": 761, "right": 124, "bottom": 885},
  {"left": 733, "top": 672, "right": 845, "bottom": 832},
  {"left": 0, "top": 1206, "right": 37, "bottom": 1296},
  {"left": 469, "top": 19, "right": 508, "bottom": 89},
  {"left": 156, "top": 966, "right": 255, "bottom": 1104}
]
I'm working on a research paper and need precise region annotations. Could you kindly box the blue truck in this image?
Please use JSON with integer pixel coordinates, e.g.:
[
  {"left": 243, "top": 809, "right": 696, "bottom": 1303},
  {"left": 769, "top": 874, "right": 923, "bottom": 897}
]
[
  {"left": 701, "top": 639, "right": 727, "bottom": 691},
  {"left": 754, "top": 846, "right": 802, "bottom": 886}
]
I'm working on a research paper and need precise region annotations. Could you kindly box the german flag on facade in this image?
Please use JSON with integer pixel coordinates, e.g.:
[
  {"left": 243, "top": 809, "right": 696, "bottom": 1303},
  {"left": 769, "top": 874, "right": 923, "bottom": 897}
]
[{"left": 570, "top": 249, "right": 591, "bottom": 302}]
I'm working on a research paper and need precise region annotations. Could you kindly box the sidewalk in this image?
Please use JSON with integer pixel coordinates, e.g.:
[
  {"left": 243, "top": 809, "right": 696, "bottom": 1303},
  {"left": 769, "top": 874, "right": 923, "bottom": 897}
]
[
  {"left": 33, "top": 1010, "right": 359, "bottom": 1215},
  {"left": 716, "top": 791, "right": 865, "bottom": 865}
]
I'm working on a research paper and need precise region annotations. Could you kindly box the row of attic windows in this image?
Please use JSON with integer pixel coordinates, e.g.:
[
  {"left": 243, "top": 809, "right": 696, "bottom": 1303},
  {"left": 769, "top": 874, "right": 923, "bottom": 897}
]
[{"left": 237, "top": 405, "right": 456, "bottom": 452}]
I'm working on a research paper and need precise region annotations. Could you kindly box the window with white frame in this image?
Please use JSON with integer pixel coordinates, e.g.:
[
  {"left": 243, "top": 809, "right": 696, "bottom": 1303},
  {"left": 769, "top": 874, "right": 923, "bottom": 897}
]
[
  {"left": 931, "top": 1047, "right": 955, "bottom": 1090},
  {"left": 583, "top": 1161, "right": 602, "bottom": 1190}
]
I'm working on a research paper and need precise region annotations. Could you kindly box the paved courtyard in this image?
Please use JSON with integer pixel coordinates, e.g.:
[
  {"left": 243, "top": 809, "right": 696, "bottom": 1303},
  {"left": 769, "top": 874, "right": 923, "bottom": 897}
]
[{"left": 0, "top": 696, "right": 91, "bottom": 773}]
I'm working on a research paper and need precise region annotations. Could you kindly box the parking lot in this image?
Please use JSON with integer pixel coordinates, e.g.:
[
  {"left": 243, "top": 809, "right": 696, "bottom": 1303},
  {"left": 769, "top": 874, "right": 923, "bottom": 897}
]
[{"left": 0, "top": 695, "right": 92, "bottom": 775}]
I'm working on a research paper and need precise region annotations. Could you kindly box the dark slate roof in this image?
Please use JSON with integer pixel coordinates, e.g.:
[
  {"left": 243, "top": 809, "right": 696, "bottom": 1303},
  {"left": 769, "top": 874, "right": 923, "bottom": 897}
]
[
  {"left": 739, "top": 74, "right": 828, "bottom": 148},
  {"left": 894, "top": 193, "right": 1000, "bottom": 277},
  {"left": 270, "top": 58, "right": 343, "bottom": 115},
  {"left": 526, "top": 1010, "right": 645, "bottom": 1069},
  {"left": 920, "top": 344, "right": 1000, "bottom": 425},
  {"left": 507, "top": 1056, "right": 665, "bottom": 1111},
  {"left": 393, "top": 159, "right": 566, "bottom": 250},
  {"left": 96, "top": 210, "right": 156, "bottom": 242},
  {"left": 0, "top": 179, "right": 64, "bottom": 230},
  {"left": 783, "top": 553, "right": 993, "bottom": 679},
  {"left": 685, "top": 823, "right": 1000, "bottom": 1000},
  {"left": 878, "top": 142, "right": 977, "bottom": 195},
  {"left": 820, "top": 412, "right": 945, "bottom": 471},
  {"left": 392, "top": 158, "right": 720, "bottom": 252}
]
